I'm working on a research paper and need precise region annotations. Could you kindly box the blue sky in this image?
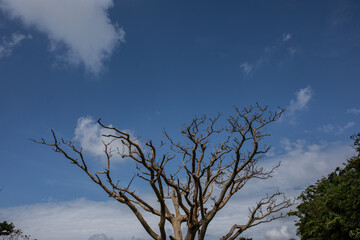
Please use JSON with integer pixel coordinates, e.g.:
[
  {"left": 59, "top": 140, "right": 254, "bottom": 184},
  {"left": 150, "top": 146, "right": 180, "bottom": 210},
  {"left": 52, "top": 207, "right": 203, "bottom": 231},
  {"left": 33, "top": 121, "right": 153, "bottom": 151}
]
[{"left": 0, "top": 0, "right": 359, "bottom": 239}]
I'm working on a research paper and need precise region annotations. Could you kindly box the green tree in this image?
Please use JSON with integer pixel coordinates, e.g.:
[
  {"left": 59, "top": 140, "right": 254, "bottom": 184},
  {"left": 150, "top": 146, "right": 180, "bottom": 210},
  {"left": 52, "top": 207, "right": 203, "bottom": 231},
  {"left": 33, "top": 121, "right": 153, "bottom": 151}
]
[
  {"left": 0, "top": 220, "right": 34, "bottom": 240},
  {"left": 290, "top": 133, "right": 360, "bottom": 240},
  {"left": 0, "top": 221, "right": 16, "bottom": 236},
  {"left": 1, "top": 193, "right": 36, "bottom": 240}
]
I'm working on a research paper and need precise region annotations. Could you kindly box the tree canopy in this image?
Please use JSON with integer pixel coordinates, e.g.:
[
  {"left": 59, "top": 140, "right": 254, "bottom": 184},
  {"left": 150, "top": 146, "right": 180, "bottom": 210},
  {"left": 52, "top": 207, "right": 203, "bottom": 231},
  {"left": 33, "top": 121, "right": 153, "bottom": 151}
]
[
  {"left": 290, "top": 133, "right": 360, "bottom": 240},
  {"left": 35, "top": 105, "right": 294, "bottom": 240},
  {"left": 0, "top": 220, "right": 34, "bottom": 240},
  {"left": 0, "top": 221, "right": 16, "bottom": 236}
]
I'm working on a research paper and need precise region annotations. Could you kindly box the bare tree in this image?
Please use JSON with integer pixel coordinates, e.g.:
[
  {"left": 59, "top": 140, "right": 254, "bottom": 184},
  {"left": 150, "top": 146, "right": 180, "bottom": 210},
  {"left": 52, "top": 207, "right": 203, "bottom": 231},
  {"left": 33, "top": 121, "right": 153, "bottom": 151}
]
[{"left": 34, "top": 105, "right": 294, "bottom": 240}]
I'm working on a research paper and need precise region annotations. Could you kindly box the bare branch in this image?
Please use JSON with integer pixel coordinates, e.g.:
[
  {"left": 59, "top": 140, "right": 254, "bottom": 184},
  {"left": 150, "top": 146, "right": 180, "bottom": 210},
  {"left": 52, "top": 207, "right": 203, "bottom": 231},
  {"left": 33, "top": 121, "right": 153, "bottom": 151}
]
[{"left": 34, "top": 105, "right": 292, "bottom": 240}]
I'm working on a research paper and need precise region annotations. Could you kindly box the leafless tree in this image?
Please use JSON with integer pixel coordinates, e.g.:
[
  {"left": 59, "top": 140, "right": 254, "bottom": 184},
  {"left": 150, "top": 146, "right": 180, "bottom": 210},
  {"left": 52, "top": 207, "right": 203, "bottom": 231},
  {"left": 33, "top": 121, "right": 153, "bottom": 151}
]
[{"left": 34, "top": 105, "right": 295, "bottom": 240}]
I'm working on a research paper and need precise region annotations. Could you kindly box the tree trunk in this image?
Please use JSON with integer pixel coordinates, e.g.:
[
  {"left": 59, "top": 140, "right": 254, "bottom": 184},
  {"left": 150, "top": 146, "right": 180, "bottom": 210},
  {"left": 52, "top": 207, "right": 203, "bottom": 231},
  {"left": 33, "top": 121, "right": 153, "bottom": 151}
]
[
  {"left": 197, "top": 223, "right": 208, "bottom": 240},
  {"left": 171, "top": 219, "right": 183, "bottom": 240},
  {"left": 184, "top": 226, "right": 197, "bottom": 240}
]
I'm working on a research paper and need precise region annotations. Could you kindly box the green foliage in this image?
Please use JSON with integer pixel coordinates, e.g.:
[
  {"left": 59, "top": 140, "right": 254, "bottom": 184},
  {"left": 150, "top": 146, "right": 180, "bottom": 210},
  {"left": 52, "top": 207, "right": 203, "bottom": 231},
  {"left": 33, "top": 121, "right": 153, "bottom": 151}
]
[
  {"left": 1, "top": 190, "right": 36, "bottom": 240},
  {"left": 0, "top": 221, "right": 34, "bottom": 240},
  {"left": 290, "top": 133, "right": 360, "bottom": 240},
  {"left": 0, "top": 221, "right": 15, "bottom": 236}
]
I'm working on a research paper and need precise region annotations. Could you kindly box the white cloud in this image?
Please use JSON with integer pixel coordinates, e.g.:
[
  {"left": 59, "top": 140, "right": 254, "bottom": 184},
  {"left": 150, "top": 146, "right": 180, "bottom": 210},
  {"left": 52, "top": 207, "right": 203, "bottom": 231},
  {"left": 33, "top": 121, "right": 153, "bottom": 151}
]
[
  {"left": 261, "top": 139, "right": 353, "bottom": 192},
  {"left": 0, "top": 0, "right": 125, "bottom": 74},
  {"left": 0, "top": 138, "right": 353, "bottom": 240},
  {"left": 0, "top": 199, "right": 155, "bottom": 240},
  {"left": 74, "top": 116, "right": 131, "bottom": 161},
  {"left": 288, "top": 86, "right": 313, "bottom": 115},
  {"left": 280, "top": 86, "right": 313, "bottom": 124},
  {"left": 1, "top": 197, "right": 295, "bottom": 240},
  {"left": 318, "top": 122, "right": 355, "bottom": 135},
  {"left": 0, "top": 32, "right": 31, "bottom": 58},
  {"left": 240, "top": 62, "right": 253, "bottom": 74},
  {"left": 282, "top": 33, "right": 292, "bottom": 42},
  {"left": 209, "top": 138, "right": 352, "bottom": 239},
  {"left": 347, "top": 107, "right": 360, "bottom": 115},
  {"left": 265, "top": 225, "right": 290, "bottom": 239}
]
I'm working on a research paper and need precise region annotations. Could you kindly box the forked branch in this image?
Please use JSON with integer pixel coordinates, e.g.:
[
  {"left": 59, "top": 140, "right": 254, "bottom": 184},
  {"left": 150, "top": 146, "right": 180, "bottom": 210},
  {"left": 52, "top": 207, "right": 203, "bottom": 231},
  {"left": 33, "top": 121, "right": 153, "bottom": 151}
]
[{"left": 33, "top": 105, "right": 294, "bottom": 240}]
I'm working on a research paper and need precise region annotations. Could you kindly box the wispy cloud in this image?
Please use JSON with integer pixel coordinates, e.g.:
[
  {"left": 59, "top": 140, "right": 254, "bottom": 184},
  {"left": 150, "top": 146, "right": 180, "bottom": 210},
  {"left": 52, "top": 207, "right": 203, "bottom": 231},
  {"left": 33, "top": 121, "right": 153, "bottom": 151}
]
[
  {"left": 317, "top": 121, "right": 355, "bottom": 135},
  {"left": 0, "top": 0, "right": 125, "bottom": 74},
  {"left": 280, "top": 86, "right": 313, "bottom": 124},
  {"left": 346, "top": 107, "right": 360, "bottom": 115},
  {"left": 0, "top": 32, "right": 31, "bottom": 58},
  {"left": 74, "top": 116, "right": 133, "bottom": 162},
  {"left": 240, "top": 62, "right": 253, "bottom": 74},
  {"left": 282, "top": 33, "right": 292, "bottom": 42},
  {"left": 287, "top": 86, "right": 313, "bottom": 115},
  {"left": 288, "top": 47, "right": 297, "bottom": 57},
  {"left": 240, "top": 33, "right": 297, "bottom": 75}
]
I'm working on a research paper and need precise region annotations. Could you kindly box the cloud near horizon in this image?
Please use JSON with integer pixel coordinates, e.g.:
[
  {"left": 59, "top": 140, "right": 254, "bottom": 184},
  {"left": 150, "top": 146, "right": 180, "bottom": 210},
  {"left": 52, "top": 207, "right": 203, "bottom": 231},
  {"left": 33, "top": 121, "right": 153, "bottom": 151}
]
[
  {"left": 0, "top": 0, "right": 125, "bottom": 74},
  {"left": 88, "top": 233, "right": 114, "bottom": 240},
  {"left": 0, "top": 138, "right": 353, "bottom": 240},
  {"left": 262, "top": 139, "right": 353, "bottom": 191},
  {"left": 0, "top": 198, "right": 155, "bottom": 240},
  {"left": 265, "top": 225, "right": 291, "bottom": 239}
]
